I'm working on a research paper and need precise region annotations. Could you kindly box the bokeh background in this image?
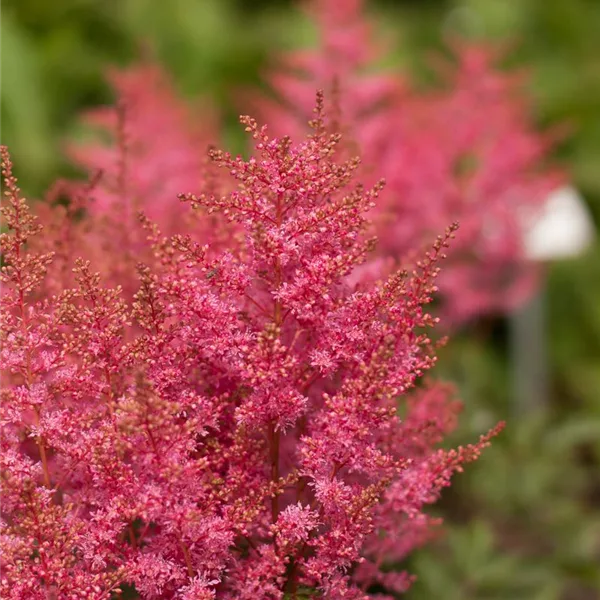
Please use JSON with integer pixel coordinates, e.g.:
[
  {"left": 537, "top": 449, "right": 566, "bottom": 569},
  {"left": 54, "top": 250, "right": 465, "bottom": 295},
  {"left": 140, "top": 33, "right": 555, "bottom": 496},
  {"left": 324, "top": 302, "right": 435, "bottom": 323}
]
[{"left": 2, "top": 0, "right": 600, "bottom": 598}]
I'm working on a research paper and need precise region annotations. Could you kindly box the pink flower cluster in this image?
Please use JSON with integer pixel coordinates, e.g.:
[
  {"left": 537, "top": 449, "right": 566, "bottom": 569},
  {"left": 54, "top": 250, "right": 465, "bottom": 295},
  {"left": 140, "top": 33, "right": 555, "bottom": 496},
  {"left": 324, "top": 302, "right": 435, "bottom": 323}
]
[
  {"left": 64, "top": 1, "right": 560, "bottom": 324},
  {"left": 2, "top": 0, "right": 564, "bottom": 594},
  {"left": 254, "top": 0, "right": 561, "bottom": 322},
  {"left": 1, "top": 90, "right": 502, "bottom": 598}
]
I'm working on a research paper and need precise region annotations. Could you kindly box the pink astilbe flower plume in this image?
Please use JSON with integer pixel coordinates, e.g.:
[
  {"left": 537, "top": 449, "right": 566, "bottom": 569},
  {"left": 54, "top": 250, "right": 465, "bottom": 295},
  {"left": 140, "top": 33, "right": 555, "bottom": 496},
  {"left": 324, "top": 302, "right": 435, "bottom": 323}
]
[
  {"left": 379, "top": 40, "right": 562, "bottom": 321},
  {"left": 1, "top": 94, "right": 502, "bottom": 598},
  {"left": 256, "top": 0, "right": 561, "bottom": 323},
  {"left": 68, "top": 61, "right": 216, "bottom": 229},
  {"left": 250, "top": 0, "right": 400, "bottom": 173},
  {"left": 0, "top": 147, "right": 127, "bottom": 598},
  {"left": 65, "top": 61, "right": 231, "bottom": 296}
]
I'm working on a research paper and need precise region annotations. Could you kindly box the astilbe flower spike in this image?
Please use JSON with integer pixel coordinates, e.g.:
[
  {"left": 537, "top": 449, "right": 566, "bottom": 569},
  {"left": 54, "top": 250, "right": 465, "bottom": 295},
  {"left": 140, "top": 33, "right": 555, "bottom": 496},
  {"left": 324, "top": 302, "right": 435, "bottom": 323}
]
[
  {"left": 65, "top": 61, "right": 231, "bottom": 297},
  {"left": 0, "top": 147, "right": 127, "bottom": 598},
  {"left": 249, "top": 0, "right": 400, "bottom": 156},
  {"left": 1, "top": 96, "right": 502, "bottom": 599},
  {"left": 255, "top": 0, "right": 562, "bottom": 323},
  {"left": 68, "top": 61, "right": 217, "bottom": 231}
]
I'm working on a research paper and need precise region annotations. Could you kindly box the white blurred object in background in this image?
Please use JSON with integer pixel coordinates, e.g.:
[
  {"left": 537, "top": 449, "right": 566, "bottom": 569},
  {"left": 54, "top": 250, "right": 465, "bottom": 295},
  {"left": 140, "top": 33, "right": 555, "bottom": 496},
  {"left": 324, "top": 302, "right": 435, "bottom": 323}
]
[
  {"left": 512, "top": 185, "right": 595, "bottom": 413},
  {"left": 522, "top": 185, "right": 595, "bottom": 261}
]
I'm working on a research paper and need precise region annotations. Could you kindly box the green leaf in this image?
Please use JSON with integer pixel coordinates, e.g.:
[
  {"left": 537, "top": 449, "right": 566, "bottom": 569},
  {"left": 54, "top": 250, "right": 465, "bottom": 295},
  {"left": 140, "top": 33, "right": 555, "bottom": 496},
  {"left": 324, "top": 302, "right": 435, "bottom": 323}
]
[{"left": 0, "top": 10, "right": 54, "bottom": 184}]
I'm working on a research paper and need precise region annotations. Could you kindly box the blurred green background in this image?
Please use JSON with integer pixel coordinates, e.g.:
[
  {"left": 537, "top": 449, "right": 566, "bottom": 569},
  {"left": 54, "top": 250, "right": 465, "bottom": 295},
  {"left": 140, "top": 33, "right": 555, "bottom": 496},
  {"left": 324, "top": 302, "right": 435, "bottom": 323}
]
[{"left": 2, "top": 0, "right": 599, "bottom": 598}]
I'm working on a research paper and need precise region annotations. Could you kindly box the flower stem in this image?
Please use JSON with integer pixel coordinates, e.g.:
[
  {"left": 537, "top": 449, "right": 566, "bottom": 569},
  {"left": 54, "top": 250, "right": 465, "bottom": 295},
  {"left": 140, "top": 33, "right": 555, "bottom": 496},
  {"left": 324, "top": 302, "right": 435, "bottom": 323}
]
[{"left": 269, "top": 421, "right": 281, "bottom": 524}]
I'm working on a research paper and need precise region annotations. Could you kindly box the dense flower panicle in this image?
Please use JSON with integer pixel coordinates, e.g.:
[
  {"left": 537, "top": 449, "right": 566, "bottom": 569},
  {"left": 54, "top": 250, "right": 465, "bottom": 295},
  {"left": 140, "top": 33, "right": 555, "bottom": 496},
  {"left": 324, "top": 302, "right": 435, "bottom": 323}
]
[
  {"left": 1, "top": 95, "right": 502, "bottom": 599},
  {"left": 256, "top": 0, "right": 561, "bottom": 323},
  {"left": 0, "top": 148, "right": 126, "bottom": 597},
  {"left": 65, "top": 62, "right": 232, "bottom": 296},
  {"left": 378, "top": 41, "right": 561, "bottom": 321},
  {"left": 68, "top": 62, "right": 214, "bottom": 228},
  {"left": 250, "top": 0, "right": 400, "bottom": 180}
]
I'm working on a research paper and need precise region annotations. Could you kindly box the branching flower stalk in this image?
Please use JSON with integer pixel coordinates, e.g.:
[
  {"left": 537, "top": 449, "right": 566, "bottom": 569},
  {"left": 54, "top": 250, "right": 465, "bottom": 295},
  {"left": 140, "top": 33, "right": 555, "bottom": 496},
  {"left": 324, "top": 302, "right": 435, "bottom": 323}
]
[{"left": 1, "top": 94, "right": 502, "bottom": 599}]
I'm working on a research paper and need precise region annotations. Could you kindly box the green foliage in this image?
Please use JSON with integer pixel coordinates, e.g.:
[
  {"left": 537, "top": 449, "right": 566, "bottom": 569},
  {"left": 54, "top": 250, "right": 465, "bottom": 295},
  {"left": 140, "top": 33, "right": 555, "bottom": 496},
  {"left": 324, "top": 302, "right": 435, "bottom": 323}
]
[
  {"left": 410, "top": 520, "right": 561, "bottom": 600},
  {"left": 406, "top": 414, "right": 600, "bottom": 599},
  {"left": 1, "top": 10, "right": 54, "bottom": 187},
  {"left": 548, "top": 250, "right": 600, "bottom": 424}
]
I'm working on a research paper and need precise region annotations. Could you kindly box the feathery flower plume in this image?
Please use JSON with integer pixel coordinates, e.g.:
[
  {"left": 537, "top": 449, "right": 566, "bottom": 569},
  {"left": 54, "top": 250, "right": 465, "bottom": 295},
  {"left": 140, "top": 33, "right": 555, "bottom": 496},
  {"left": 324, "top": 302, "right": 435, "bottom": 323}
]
[
  {"left": 1, "top": 93, "right": 502, "bottom": 598},
  {"left": 256, "top": 0, "right": 561, "bottom": 323}
]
